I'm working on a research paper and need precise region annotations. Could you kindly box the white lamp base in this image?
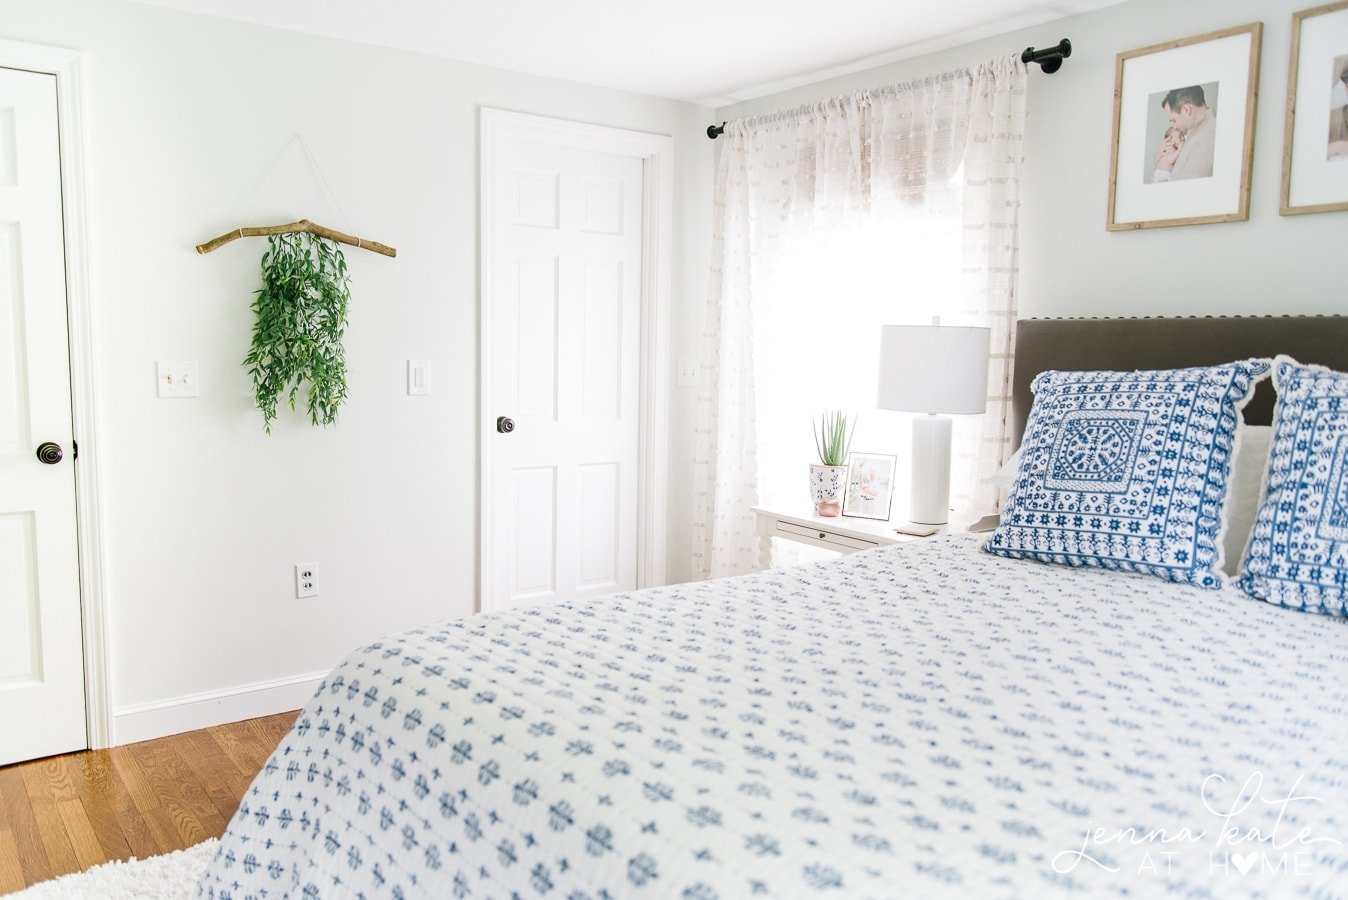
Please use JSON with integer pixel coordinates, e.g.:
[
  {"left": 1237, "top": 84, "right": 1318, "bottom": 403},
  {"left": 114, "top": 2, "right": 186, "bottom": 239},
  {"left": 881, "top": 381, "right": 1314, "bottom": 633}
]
[{"left": 909, "top": 414, "right": 952, "bottom": 525}]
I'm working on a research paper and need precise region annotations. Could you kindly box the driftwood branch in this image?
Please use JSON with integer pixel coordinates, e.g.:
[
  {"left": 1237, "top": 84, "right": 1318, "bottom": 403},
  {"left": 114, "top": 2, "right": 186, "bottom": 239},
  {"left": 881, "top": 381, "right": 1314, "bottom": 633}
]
[{"left": 195, "top": 219, "right": 396, "bottom": 258}]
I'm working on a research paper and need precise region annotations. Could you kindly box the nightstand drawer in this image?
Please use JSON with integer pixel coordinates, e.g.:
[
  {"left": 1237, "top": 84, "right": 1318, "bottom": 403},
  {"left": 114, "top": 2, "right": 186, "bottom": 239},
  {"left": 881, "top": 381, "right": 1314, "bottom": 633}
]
[{"left": 775, "top": 520, "right": 880, "bottom": 551}]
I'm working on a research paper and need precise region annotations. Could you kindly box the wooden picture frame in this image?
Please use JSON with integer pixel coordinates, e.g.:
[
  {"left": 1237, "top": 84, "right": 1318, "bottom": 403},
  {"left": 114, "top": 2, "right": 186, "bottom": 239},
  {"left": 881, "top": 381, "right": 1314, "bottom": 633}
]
[
  {"left": 1281, "top": 0, "right": 1348, "bottom": 215},
  {"left": 1107, "top": 23, "right": 1263, "bottom": 230},
  {"left": 842, "top": 452, "right": 897, "bottom": 521}
]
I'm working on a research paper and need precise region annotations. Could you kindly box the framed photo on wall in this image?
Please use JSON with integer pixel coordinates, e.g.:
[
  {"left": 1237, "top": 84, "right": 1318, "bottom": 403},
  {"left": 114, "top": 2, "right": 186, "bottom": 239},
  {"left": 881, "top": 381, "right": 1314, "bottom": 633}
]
[
  {"left": 842, "top": 452, "right": 897, "bottom": 521},
  {"left": 1281, "top": 0, "right": 1348, "bottom": 215},
  {"left": 1107, "top": 23, "right": 1263, "bottom": 230}
]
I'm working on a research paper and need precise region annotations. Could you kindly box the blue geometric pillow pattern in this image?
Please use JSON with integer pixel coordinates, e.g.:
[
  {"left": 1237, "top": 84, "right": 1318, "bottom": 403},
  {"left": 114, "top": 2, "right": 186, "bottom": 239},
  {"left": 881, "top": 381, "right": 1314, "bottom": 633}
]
[
  {"left": 1237, "top": 357, "right": 1348, "bottom": 616},
  {"left": 986, "top": 361, "right": 1271, "bottom": 589}
]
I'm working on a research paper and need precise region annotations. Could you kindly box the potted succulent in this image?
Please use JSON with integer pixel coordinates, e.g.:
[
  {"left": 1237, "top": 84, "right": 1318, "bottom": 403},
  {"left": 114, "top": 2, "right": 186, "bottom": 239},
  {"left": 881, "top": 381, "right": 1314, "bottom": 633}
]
[{"left": 811, "top": 410, "right": 854, "bottom": 516}]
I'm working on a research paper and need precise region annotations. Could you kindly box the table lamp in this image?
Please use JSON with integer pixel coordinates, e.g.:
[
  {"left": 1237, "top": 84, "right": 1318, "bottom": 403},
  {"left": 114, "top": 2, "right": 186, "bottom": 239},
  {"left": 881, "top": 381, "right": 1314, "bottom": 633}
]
[{"left": 877, "top": 322, "right": 990, "bottom": 525}]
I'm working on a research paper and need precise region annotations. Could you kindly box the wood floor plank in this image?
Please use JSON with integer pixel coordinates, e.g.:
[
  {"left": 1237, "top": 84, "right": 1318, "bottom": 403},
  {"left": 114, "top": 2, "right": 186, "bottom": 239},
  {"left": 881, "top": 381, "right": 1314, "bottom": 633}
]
[
  {"left": 31, "top": 757, "right": 78, "bottom": 804},
  {"left": 81, "top": 749, "right": 157, "bottom": 862},
  {"left": 54, "top": 800, "right": 106, "bottom": 871},
  {"left": 105, "top": 747, "right": 190, "bottom": 854},
  {"left": 0, "top": 711, "right": 297, "bottom": 890},
  {"left": 176, "top": 729, "right": 251, "bottom": 825},
  {"left": 201, "top": 720, "right": 255, "bottom": 770},
  {"left": 0, "top": 829, "right": 26, "bottom": 895},
  {"left": 57, "top": 750, "right": 136, "bottom": 863},
  {"left": 17, "top": 764, "right": 79, "bottom": 881},
  {"left": 233, "top": 715, "right": 293, "bottom": 776},
  {"left": 144, "top": 736, "right": 229, "bottom": 828},
  {"left": 0, "top": 764, "right": 53, "bottom": 885},
  {"left": 110, "top": 744, "right": 217, "bottom": 851},
  {"left": 253, "top": 710, "right": 300, "bottom": 743},
  {"left": 207, "top": 719, "right": 279, "bottom": 779}
]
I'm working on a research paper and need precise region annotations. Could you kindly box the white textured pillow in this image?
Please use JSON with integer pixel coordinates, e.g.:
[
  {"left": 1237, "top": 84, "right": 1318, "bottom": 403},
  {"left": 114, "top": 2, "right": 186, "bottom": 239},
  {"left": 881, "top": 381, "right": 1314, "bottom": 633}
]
[
  {"left": 1221, "top": 425, "right": 1272, "bottom": 576},
  {"left": 990, "top": 448, "right": 1023, "bottom": 490}
]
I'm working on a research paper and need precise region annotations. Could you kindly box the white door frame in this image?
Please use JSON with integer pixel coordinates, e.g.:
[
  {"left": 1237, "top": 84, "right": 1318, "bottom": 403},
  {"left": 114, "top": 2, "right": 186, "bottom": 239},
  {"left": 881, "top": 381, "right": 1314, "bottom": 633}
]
[
  {"left": 0, "top": 39, "right": 111, "bottom": 748},
  {"left": 479, "top": 108, "right": 672, "bottom": 608}
]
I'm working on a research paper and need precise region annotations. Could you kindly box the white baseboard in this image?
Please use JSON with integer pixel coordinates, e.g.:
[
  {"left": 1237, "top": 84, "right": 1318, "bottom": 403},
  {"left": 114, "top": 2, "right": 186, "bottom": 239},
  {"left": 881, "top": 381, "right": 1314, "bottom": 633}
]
[{"left": 112, "top": 669, "right": 329, "bottom": 746}]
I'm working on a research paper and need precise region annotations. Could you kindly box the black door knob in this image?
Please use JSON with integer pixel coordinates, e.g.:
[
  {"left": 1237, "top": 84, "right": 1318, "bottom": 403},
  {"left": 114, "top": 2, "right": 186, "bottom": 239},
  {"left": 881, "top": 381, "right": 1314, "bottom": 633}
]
[
  {"left": 36, "top": 442, "right": 63, "bottom": 465},
  {"left": 496, "top": 416, "right": 515, "bottom": 434}
]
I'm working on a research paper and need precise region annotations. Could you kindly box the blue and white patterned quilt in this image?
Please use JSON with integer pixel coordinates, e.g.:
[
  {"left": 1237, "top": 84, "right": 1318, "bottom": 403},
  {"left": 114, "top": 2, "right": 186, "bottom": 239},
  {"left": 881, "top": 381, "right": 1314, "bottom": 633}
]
[{"left": 197, "top": 536, "right": 1348, "bottom": 899}]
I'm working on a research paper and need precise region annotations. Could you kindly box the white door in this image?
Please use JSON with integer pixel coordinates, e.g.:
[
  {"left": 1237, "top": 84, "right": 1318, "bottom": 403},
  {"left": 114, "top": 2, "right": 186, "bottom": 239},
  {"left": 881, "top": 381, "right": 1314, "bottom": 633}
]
[
  {"left": 486, "top": 131, "right": 644, "bottom": 611},
  {"left": 0, "top": 66, "right": 85, "bottom": 764}
]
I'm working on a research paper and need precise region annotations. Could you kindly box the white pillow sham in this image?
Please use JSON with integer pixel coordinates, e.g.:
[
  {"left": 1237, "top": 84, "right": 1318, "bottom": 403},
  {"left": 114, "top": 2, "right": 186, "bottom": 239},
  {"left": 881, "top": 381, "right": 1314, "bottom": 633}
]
[{"left": 1221, "top": 425, "right": 1272, "bottom": 577}]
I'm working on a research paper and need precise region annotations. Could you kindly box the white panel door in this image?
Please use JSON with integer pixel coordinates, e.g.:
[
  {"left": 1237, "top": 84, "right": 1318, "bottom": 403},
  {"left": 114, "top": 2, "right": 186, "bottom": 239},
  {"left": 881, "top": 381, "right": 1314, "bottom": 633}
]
[
  {"left": 0, "top": 67, "right": 85, "bottom": 764},
  {"left": 488, "top": 136, "right": 643, "bottom": 611}
]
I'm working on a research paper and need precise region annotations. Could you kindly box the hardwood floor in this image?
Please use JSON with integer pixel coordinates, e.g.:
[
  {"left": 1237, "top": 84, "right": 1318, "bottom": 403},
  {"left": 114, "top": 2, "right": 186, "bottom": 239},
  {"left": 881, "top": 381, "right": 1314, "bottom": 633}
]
[{"left": 0, "top": 711, "right": 297, "bottom": 893}]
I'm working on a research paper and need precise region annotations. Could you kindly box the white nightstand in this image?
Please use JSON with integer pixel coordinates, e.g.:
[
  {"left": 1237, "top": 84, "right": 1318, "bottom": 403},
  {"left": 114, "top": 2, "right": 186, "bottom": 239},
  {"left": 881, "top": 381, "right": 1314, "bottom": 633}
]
[{"left": 751, "top": 505, "right": 989, "bottom": 570}]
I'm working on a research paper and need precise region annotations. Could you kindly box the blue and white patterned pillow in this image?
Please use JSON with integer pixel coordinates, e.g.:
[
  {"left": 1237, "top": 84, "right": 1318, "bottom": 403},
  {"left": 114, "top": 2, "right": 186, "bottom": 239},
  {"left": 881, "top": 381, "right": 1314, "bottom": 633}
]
[
  {"left": 986, "top": 361, "right": 1271, "bottom": 588},
  {"left": 1237, "top": 358, "right": 1348, "bottom": 616}
]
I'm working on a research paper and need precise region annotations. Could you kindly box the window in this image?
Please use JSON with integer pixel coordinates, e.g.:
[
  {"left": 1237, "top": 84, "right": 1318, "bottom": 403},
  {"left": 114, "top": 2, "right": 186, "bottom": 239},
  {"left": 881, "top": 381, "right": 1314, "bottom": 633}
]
[{"left": 753, "top": 182, "right": 982, "bottom": 530}]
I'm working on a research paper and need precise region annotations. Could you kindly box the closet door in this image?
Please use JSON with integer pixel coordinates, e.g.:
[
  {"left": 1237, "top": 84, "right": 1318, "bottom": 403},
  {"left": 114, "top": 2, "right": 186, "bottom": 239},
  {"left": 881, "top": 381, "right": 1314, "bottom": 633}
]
[
  {"left": 0, "top": 66, "right": 86, "bottom": 765},
  {"left": 483, "top": 117, "right": 644, "bottom": 612}
]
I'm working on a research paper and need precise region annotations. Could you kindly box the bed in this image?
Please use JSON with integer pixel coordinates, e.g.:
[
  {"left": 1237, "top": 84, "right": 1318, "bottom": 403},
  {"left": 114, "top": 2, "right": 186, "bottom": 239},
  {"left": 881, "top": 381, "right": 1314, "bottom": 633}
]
[{"left": 198, "top": 317, "right": 1348, "bottom": 899}]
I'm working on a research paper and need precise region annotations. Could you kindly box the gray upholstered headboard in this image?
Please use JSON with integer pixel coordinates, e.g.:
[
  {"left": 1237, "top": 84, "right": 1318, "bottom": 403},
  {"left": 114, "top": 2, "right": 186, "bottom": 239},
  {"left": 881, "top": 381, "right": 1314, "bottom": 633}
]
[{"left": 1010, "top": 316, "right": 1348, "bottom": 448}]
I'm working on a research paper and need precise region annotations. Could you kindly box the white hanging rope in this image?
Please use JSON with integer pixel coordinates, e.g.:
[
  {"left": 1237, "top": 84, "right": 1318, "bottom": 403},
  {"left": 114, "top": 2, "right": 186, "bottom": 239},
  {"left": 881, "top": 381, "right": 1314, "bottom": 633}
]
[{"left": 239, "top": 134, "right": 354, "bottom": 233}]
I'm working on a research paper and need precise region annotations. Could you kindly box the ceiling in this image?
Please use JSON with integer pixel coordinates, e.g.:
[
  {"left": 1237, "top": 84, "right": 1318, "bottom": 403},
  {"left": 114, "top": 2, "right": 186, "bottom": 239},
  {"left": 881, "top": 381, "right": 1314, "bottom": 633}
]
[{"left": 133, "top": 0, "right": 1124, "bottom": 106}]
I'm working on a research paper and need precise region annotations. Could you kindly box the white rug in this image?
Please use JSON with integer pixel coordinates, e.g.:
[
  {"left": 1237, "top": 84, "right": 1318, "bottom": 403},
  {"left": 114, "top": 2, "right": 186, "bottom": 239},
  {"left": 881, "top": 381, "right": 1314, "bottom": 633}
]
[{"left": 6, "top": 840, "right": 215, "bottom": 899}]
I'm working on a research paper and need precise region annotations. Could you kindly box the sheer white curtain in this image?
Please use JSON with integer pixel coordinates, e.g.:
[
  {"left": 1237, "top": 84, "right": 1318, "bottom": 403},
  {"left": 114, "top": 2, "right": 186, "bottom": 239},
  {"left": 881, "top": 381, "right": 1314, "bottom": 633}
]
[{"left": 691, "top": 56, "right": 1027, "bottom": 580}]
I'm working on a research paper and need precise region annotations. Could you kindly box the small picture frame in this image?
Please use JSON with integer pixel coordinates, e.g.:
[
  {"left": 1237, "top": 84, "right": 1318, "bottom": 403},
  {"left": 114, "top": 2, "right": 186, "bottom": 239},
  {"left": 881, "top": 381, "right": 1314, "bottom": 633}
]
[
  {"left": 1281, "top": 0, "right": 1348, "bottom": 215},
  {"left": 842, "top": 452, "right": 897, "bottom": 521},
  {"left": 1107, "top": 23, "right": 1263, "bottom": 230}
]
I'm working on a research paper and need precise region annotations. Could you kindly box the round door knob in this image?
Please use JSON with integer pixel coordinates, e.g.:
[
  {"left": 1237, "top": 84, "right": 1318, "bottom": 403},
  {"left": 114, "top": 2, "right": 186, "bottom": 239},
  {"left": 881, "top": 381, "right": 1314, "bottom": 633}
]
[
  {"left": 36, "top": 442, "right": 64, "bottom": 465},
  {"left": 496, "top": 416, "right": 515, "bottom": 434}
]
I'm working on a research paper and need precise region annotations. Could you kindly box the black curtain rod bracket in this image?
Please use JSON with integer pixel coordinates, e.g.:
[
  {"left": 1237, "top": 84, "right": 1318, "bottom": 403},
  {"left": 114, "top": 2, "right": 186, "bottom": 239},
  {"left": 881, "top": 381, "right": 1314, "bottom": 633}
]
[
  {"left": 1022, "top": 38, "right": 1072, "bottom": 74},
  {"left": 705, "top": 39, "right": 1073, "bottom": 136}
]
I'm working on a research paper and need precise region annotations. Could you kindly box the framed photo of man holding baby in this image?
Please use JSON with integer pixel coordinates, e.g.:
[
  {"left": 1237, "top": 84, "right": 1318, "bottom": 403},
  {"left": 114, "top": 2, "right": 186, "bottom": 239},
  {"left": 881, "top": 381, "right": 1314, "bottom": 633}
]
[
  {"left": 1107, "top": 23, "right": 1262, "bottom": 230},
  {"left": 1282, "top": 0, "right": 1348, "bottom": 215}
]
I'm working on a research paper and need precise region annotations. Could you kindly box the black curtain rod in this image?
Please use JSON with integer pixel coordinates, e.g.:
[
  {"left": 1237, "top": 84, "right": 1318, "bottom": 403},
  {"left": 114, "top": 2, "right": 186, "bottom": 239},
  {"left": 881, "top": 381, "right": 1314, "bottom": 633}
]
[
  {"left": 1022, "top": 38, "right": 1072, "bottom": 74},
  {"left": 706, "top": 38, "right": 1072, "bottom": 139}
]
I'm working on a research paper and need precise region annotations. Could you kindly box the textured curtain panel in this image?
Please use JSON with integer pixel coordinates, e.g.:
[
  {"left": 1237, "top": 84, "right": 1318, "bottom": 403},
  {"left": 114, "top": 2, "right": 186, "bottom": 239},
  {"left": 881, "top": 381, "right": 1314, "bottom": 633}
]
[
  {"left": 957, "top": 58, "right": 1028, "bottom": 514},
  {"left": 691, "top": 56, "right": 1027, "bottom": 580}
]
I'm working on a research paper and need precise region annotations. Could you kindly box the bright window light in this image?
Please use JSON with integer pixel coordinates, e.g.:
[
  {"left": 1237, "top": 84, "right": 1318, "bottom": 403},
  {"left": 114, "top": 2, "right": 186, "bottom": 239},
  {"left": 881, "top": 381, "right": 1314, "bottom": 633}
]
[{"left": 753, "top": 178, "right": 980, "bottom": 529}]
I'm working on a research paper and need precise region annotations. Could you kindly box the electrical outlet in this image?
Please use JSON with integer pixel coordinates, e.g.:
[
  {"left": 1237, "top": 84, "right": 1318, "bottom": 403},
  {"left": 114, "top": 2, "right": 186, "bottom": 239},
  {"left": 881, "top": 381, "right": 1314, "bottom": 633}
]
[
  {"left": 676, "top": 358, "right": 702, "bottom": 388},
  {"left": 294, "top": 563, "right": 319, "bottom": 599}
]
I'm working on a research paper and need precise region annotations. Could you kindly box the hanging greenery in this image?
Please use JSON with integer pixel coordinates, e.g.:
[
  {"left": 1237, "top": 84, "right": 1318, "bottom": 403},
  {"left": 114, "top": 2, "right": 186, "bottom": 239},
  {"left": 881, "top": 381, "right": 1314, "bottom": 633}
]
[{"left": 244, "top": 232, "right": 350, "bottom": 432}]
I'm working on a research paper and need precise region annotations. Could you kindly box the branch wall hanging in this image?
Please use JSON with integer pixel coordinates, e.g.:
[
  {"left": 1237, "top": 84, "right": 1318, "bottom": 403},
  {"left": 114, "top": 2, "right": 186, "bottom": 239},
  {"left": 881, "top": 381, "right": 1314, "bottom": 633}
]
[
  {"left": 198, "top": 135, "right": 395, "bottom": 432},
  {"left": 196, "top": 218, "right": 396, "bottom": 257}
]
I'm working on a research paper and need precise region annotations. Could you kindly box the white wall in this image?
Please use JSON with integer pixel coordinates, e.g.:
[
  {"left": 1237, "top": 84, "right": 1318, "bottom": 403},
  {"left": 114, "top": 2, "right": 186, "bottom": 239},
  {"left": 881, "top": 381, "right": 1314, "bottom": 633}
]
[
  {"left": 717, "top": 0, "right": 1344, "bottom": 319},
  {"left": 0, "top": 0, "right": 713, "bottom": 740}
]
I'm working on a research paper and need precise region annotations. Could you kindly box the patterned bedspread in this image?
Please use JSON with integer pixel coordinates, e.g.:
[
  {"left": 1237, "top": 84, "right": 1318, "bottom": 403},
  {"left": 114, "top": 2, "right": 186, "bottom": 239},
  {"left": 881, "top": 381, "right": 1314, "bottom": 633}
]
[{"left": 197, "top": 536, "right": 1348, "bottom": 899}]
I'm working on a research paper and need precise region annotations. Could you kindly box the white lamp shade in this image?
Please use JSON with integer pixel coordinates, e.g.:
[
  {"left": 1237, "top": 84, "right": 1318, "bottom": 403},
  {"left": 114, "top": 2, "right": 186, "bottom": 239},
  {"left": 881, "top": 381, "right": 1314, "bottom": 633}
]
[{"left": 877, "top": 324, "right": 991, "bottom": 415}]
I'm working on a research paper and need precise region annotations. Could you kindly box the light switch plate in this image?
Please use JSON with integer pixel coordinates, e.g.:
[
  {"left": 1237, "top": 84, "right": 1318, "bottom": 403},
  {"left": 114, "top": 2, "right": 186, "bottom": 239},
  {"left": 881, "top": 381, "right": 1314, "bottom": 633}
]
[
  {"left": 157, "top": 360, "right": 199, "bottom": 398},
  {"left": 407, "top": 360, "right": 431, "bottom": 396}
]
